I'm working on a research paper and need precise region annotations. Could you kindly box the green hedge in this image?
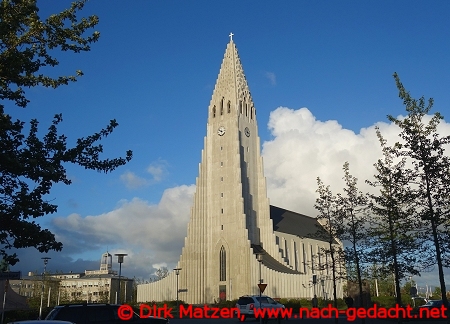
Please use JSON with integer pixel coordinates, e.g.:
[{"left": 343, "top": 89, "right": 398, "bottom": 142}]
[{"left": 371, "top": 295, "right": 426, "bottom": 308}]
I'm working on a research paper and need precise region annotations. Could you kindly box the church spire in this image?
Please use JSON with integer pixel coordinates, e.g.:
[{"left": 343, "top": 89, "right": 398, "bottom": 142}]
[{"left": 208, "top": 35, "right": 255, "bottom": 123}]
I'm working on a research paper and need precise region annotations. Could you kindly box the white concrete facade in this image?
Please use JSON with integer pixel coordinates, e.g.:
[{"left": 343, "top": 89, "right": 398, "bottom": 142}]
[{"left": 137, "top": 39, "right": 344, "bottom": 304}]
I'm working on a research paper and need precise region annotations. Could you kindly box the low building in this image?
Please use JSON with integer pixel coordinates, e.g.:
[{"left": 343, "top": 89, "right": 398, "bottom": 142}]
[{"left": 9, "top": 252, "right": 133, "bottom": 304}]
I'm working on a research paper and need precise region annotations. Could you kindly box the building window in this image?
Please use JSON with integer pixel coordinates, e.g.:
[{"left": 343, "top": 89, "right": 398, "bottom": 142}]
[
  {"left": 221, "top": 177, "right": 223, "bottom": 181},
  {"left": 302, "top": 243, "right": 307, "bottom": 274},
  {"left": 294, "top": 241, "right": 298, "bottom": 271},
  {"left": 220, "top": 98, "right": 224, "bottom": 115},
  {"left": 285, "top": 239, "right": 289, "bottom": 264},
  {"left": 220, "top": 246, "right": 226, "bottom": 281},
  {"left": 221, "top": 193, "right": 223, "bottom": 197},
  {"left": 239, "top": 101, "right": 242, "bottom": 114},
  {"left": 221, "top": 162, "right": 223, "bottom": 166},
  {"left": 213, "top": 106, "right": 216, "bottom": 118},
  {"left": 227, "top": 101, "right": 231, "bottom": 113},
  {"left": 221, "top": 208, "right": 223, "bottom": 214}
]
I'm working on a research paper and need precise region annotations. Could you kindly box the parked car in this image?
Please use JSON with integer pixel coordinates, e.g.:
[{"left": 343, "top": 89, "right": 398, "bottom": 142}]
[
  {"left": 8, "top": 321, "right": 75, "bottom": 324},
  {"left": 235, "top": 295, "right": 285, "bottom": 321},
  {"left": 45, "top": 304, "right": 169, "bottom": 324},
  {"left": 419, "top": 299, "right": 448, "bottom": 309}
]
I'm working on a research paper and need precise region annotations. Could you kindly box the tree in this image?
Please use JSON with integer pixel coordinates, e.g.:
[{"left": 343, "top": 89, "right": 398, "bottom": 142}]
[
  {"left": 366, "top": 128, "right": 426, "bottom": 306},
  {"left": 149, "top": 267, "right": 169, "bottom": 282},
  {"left": 339, "top": 162, "right": 369, "bottom": 308},
  {"left": 0, "top": 0, "right": 132, "bottom": 265},
  {"left": 314, "top": 177, "right": 346, "bottom": 309},
  {"left": 366, "top": 262, "right": 396, "bottom": 297},
  {"left": 0, "top": 0, "right": 100, "bottom": 109},
  {"left": 388, "top": 73, "right": 450, "bottom": 312}
]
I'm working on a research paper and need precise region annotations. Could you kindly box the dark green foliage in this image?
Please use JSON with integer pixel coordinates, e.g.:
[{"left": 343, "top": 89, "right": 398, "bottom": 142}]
[
  {"left": 214, "top": 299, "right": 238, "bottom": 308},
  {"left": 366, "top": 128, "right": 426, "bottom": 306},
  {"left": 388, "top": 73, "right": 450, "bottom": 309},
  {"left": 1, "top": 113, "right": 132, "bottom": 265},
  {"left": 279, "top": 298, "right": 302, "bottom": 310},
  {"left": 314, "top": 178, "right": 346, "bottom": 308},
  {"left": 339, "top": 162, "right": 369, "bottom": 308},
  {"left": 0, "top": 0, "right": 132, "bottom": 265},
  {"left": 4, "top": 309, "right": 42, "bottom": 323},
  {"left": 0, "top": 0, "right": 100, "bottom": 108}
]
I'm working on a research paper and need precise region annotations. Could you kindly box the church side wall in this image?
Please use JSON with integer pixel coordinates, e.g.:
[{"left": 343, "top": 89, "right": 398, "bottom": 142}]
[
  {"left": 137, "top": 273, "right": 176, "bottom": 303},
  {"left": 249, "top": 254, "right": 344, "bottom": 300}
]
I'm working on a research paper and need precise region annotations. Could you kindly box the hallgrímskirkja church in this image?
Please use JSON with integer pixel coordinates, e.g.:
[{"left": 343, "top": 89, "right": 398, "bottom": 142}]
[{"left": 137, "top": 36, "right": 344, "bottom": 304}]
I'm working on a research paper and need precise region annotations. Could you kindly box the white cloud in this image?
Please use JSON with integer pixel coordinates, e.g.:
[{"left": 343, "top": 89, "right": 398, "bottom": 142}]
[
  {"left": 147, "top": 160, "right": 168, "bottom": 183},
  {"left": 265, "top": 71, "right": 276, "bottom": 86},
  {"left": 120, "top": 171, "right": 149, "bottom": 189},
  {"left": 262, "top": 107, "right": 450, "bottom": 218},
  {"left": 52, "top": 185, "right": 195, "bottom": 279},
  {"left": 151, "top": 262, "right": 168, "bottom": 270},
  {"left": 120, "top": 160, "right": 168, "bottom": 189}
]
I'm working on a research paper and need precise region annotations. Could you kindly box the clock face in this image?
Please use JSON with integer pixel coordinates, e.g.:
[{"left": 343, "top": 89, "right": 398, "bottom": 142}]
[
  {"left": 218, "top": 126, "right": 226, "bottom": 136},
  {"left": 244, "top": 127, "right": 250, "bottom": 137}
]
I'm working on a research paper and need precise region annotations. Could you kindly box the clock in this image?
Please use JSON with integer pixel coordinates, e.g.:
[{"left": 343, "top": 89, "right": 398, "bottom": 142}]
[
  {"left": 218, "top": 126, "right": 226, "bottom": 136},
  {"left": 244, "top": 127, "right": 250, "bottom": 137}
]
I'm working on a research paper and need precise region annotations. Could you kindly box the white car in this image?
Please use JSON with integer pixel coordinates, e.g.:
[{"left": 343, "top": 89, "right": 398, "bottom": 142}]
[{"left": 235, "top": 295, "right": 285, "bottom": 321}]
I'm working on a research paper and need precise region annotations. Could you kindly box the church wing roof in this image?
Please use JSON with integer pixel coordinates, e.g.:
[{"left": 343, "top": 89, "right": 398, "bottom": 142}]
[
  {"left": 251, "top": 244, "right": 300, "bottom": 274},
  {"left": 270, "top": 205, "right": 335, "bottom": 244}
]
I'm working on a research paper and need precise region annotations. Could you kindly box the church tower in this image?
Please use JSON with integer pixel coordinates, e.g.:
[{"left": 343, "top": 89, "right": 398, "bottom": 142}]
[{"left": 137, "top": 36, "right": 343, "bottom": 304}]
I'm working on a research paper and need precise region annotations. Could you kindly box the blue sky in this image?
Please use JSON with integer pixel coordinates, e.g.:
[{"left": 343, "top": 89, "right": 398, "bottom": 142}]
[{"left": 6, "top": 0, "right": 450, "bottom": 291}]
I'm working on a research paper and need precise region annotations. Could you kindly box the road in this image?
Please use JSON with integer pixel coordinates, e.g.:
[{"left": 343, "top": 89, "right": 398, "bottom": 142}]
[{"left": 168, "top": 317, "right": 446, "bottom": 324}]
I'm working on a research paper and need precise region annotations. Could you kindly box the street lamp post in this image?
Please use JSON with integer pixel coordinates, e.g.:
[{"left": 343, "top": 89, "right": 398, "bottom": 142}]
[
  {"left": 39, "top": 257, "right": 51, "bottom": 319},
  {"left": 321, "top": 278, "right": 326, "bottom": 305},
  {"left": 312, "top": 274, "right": 318, "bottom": 308},
  {"left": 115, "top": 254, "right": 127, "bottom": 304},
  {"left": 256, "top": 253, "right": 264, "bottom": 324},
  {"left": 173, "top": 268, "right": 181, "bottom": 307}
]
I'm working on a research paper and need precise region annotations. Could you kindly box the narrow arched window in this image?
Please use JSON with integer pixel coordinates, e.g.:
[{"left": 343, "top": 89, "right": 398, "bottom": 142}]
[
  {"left": 213, "top": 106, "right": 216, "bottom": 118},
  {"left": 239, "top": 101, "right": 242, "bottom": 114},
  {"left": 220, "top": 98, "right": 224, "bottom": 115},
  {"left": 227, "top": 101, "right": 231, "bottom": 113},
  {"left": 220, "top": 246, "right": 226, "bottom": 281}
]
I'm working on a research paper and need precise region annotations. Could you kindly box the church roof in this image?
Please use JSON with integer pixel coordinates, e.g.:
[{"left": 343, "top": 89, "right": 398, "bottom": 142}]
[{"left": 270, "top": 205, "right": 332, "bottom": 243}]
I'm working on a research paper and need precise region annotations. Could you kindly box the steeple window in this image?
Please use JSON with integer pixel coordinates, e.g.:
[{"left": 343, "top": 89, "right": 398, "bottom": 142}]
[
  {"left": 220, "top": 246, "right": 226, "bottom": 281},
  {"left": 220, "top": 98, "right": 224, "bottom": 115},
  {"left": 227, "top": 101, "right": 231, "bottom": 113},
  {"left": 213, "top": 106, "right": 216, "bottom": 118},
  {"left": 239, "top": 101, "right": 242, "bottom": 114}
]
